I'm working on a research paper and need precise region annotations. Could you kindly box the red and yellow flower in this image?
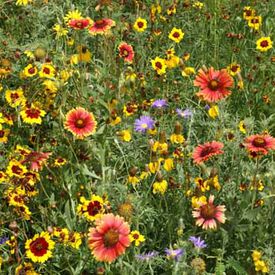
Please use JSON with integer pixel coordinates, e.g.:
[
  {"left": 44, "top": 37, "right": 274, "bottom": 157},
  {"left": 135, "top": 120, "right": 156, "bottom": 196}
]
[
  {"left": 89, "top": 18, "right": 115, "bottom": 35},
  {"left": 20, "top": 104, "right": 46, "bottom": 124}
]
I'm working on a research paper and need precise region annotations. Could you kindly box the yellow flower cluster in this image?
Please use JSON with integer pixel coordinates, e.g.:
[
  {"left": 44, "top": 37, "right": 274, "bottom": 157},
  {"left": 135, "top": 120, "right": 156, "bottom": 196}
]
[{"left": 252, "top": 250, "right": 269, "bottom": 273}]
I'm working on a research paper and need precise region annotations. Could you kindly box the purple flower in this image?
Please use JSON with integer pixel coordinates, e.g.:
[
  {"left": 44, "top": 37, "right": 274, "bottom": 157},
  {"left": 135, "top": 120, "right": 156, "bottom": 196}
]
[
  {"left": 135, "top": 251, "right": 159, "bottom": 261},
  {"left": 0, "top": 236, "right": 8, "bottom": 245},
  {"left": 204, "top": 105, "right": 210, "bottom": 111},
  {"left": 189, "top": 236, "right": 207, "bottom": 248},
  {"left": 176, "top": 108, "right": 193, "bottom": 119},
  {"left": 164, "top": 248, "right": 184, "bottom": 261},
  {"left": 152, "top": 99, "right": 168, "bottom": 109},
  {"left": 134, "top": 115, "right": 155, "bottom": 133}
]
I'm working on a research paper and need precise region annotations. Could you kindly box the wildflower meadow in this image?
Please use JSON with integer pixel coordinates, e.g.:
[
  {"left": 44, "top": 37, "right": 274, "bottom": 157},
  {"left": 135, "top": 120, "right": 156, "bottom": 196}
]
[{"left": 0, "top": 0, "right": 275, "bottom": 274}]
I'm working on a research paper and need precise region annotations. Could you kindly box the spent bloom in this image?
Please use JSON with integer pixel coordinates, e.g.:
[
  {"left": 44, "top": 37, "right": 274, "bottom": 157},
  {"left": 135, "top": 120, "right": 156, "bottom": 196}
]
[{"left": 176, "top": 108, "right": 193, "bottom": 119}]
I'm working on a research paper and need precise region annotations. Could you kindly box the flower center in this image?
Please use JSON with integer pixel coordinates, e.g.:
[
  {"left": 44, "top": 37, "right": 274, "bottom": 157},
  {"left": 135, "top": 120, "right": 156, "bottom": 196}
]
[
  {"left": 95, "top": 19, "right": 107, "bottom": 28},
  {"left": 141, "top": 123, "right": 148, "bottom": 129},
  {"left": 104, "top": 229, "right": 119, "bottom": 247},
  {"left": 11, "top": 93, "right": 19, "bottom": 100},
  {"left": 173, "top": 32, "right": 180, "bottom": 38},
  {"left": 122, "top": 49, "right": 129, "bottom": 57},
  {"left": 137, "top": 21, "right": 144, "bottom": 28},
  {"left": 208, "top": 80, "right": 219, "bottom": 91},
  {"left": 0, "top": 130, "right": 4, "bottom": 138},
  {"left": 155, "top": 62, "right": 162, "bottom": 69},
  {"left": 43, "top": 67, "right": 50, "bottom": 75},
  {"left": 12, "top": 165, "right": 23, "bottom": 175},
  {"left": 75, "top": 119, "right": 85, "bottom": 128},
  {"left": 252, "top": 137, "right": 266, "bottom": 147},
  {"left": 29, "top": 237, "right": 49, "bottom": 256},
  {"left": 231, "top": 65, "right": 238, "bottom": 72},
  {"left": 200, "top": 146, "right": 215, "bottom": 157},
  {"left": 260, "top": 40, "right": 268, "bottom": 47},
  {"left": 28, "top": 67, "right": 35, "bottom": 74},
  {"left": 87, "top": 201, "right": 102, "bottom": 216},
  {"left": 132, "top": 233, "right": 139, "bottom": 239},
  {"left": 26, "top": 108, "right": 40, "bottom": 119},
  {"left": 200, "top": 204, "right": 216, "bottom": 219}
]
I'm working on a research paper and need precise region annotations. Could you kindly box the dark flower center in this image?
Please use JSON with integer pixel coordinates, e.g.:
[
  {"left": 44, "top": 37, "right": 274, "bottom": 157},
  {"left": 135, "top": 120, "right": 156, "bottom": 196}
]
[
  {"left": 75, "top": 119, "right": 85, "bottom": 128},
  {"left": 0, "top": 130, "right": 4, "bottom": 138},
  {"left": 231, "top": 65, "right": 238, "bottom": 72},
  {"left": 29, "top": 237, "right": 49, "bottom": 257},
  {"left": 173, "top": 32, "right": 180, "bottom": 38},
  {"left": 87, "top": 201, "right": 102, "bottom": 216},
  {"left": 43, "top": 67, "right": 50, "bottom": 75},
  {"left": 137, "top": 21, "right": 144, "bottom": 28},
  {"left": 200, "top": 204, "right": 216, "bottom": 219},
  {"left": 132, "top": 233, "right": 139, "bottom": 239},
  {"left": 260, "top": 40, "right": 268, "bottom": 47},
  {"left": 155, "top": 62, "right": 162, "bottom": 69},
  {"left": 104, "top": 229, "right": 119, "bottom": 247},
  {"left": 26, "top": 108, "right": 40, "bottom": 119},
  {"left": 208, "top": 80, "right": 220, "bottom": 91},
  {"left": 12, "top": 165, "right": 23, "bottom": 174},
  {"left": 200, "top": 146, "right": 215, "bottom": 157},
  {"left": 11, "top": 93, "right": 19, "bottom": 100},
  {"left": 252, "top": 137, "right": 266, "bottom": 147},
  {"left": 95, "top": 19, "right": 107, "bottom": 28},
  {"left": 250, "top": 18, "right": 259, "bottom": 24},
  {"left": 28, "top": 67, "right": 36, "bottom": 74}
]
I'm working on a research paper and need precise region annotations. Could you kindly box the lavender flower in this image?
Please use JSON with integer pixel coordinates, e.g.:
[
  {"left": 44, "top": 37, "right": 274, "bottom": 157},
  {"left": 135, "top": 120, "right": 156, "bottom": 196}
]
[
  {"left": 0, "top": 236, "right": 8, "bottom": 245},
  {"left": 152, "top": 99, "right": 168, "bottom": 108},
  {"left": 176, "top": 108, "right": 193, "bottom": 119},
  {"left": 134, "top": 115, "right": 155, "bottom": 133},
  {"left": 164, "top": 248, "right": 184, "bottom": 261},
  {"left": 135, "top": 251, "right": 159, "bottom": 261},
  {"left": 189, "top": 236, "right": 207, "bottom": 248}
]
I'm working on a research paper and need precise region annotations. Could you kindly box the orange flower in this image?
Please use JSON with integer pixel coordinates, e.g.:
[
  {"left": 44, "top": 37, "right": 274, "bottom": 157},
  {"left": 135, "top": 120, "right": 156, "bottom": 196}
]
[
  {"left": 89, "top": 18, "right": 115, "bottom": 35},
  {"left": 88, "top": 214, "right": 130, "bottom": 263}
]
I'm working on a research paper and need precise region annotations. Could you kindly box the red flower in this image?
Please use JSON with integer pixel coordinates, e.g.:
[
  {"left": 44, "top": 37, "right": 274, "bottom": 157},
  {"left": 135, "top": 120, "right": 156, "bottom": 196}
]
[
  {"left": 88, "top": 213, "right": 130, "bottom": 263},
  {"left": 64, "top": 107, "right": 97, "bottom": 139},
  {"left": 243, "top": 134, "right": 275, "bottom": 156},
  {"left": 118, "top": 42, "right": 134, "bottom": 63},
  {"left": 194, "top": 67, "right": 234, "bottom": 102},
  {"left": 193, "top": 141, "right": 224, "bottom": 164},
  {"left": 68, "top": 18, "right": 91, "bottom": 30},
  {"left": 89, "top": 18, "right": 115, "bottom": 35},
  {"left": 23, "top": 151, "right": 51, "bottom": 171},
  {"left": 192, "top": 195, "right": 226, "bottom": 230}
]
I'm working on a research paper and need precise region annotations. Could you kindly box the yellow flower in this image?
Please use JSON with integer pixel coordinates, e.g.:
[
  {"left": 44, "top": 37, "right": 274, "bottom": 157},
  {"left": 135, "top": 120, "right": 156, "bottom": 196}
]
[
  {"left": 77, "top": 45, "right": 92, "bottom": 63},
  {"left": 167, "top": 5, "right": 176, "bottom": 16},
  {"left": 170, "top": 134, "right": 185, "bottom": 144},
  {"left": 191, "top": 196, "right": 207, "bottom": 208},
  {"left": 163, "top": 158, "right": 174, "bottom": 172},
  {"left": 127, "top": 175, "right": 139, "bottom": 186},
  {"left": 169, "top": 27, "right": 184, "bottom": 43},
  {"left": 153, "top": 180, "right": 168, "bottom": 195},
  {"left": 39, "top": 64, "right": 56, "bottom": 78},
  {"left": 16, "top": 0, "right": 32, "bottom": 5},
  {"left": 148, "top": 161, "right": 160, "bottom": 173},
  {"left": 227, "top": 63, "right": 241, "bottom": 76},
  {"left": 77, "top": 195, "right": 107, "bottom": 222},
  {"left": 254, "top": 260, "right": 269, "bottom": 273},
  {"left": 165, "top": 55, "right": 180, "bottom": 69},
  {"left": 20, "top": 104, "right": 46, "bottom": 124},
  {"left": 193, "top": 1, "right": 204, "bottom": 9},
  {"left": 5, "top": 88, "right": 26, "bottom": 108},
  {"left": 53, "top": 24, "right": 68, "bottom": 37},
  {"left": 130, "top": 231, "right": 145, "bottom": 246},
  {"left": 195, "top": 177, "right": 209, "bottom": 192},
  {"left": 0, "top": 128, "right": 10, "bottom": 143},
  {"left": 239, "top": 120, "right": 246, "bottom": 134},
  {"left": 6, "top": 159, "right": 27, "bottom": 178},
  {"left": 43, "top": 80, "right": 58, "bottom": 94},
  {"left": 248, "top": 16, "right": 262, "bottom": 31},
  {"left": 208, "top": 105, "right": 219, "bottom": 119},
  {"left": 152, "top": 141, "right": 168, "bottom": 153},
  {"left": 67, "top": 232, "right": 82, "bottom": 249},
  {"left": 243, "top": 7, "right": 255, "bottom": 20},
  {"left": 256, "top": 37, "right": 273, "bottom": 52},
  {"left": 140, "top": 170, "right": 150, "bottom": 180},
  {"left": 133, "top": 17, "right": 147, "bottom": 32},
  {"left": 64, "top": 10, "right": 82, "bottom": 23},
  {"left": 109, "top": 116, "right": 121, "bottom": 126},
  {"left": 0, "top": 171, "right": 8, "bottom": 183},
  {"left": 117, "top": 130, "right": 132, "bottom": 142},
  {"left": 25, "top": 232, "right": 55, "bottom": 263},
  {"left": 23, "top": 64, "right": 38, "bottom": 77},
  {"left": 151, "top": 57, "right": 167, "bottom": 75},
  {"left": 54, "top": 157, "right": 67, "bottom": 167},
  {"left": 15, "top": 262, "right": 39, "bottom": 275},
  {"left": 182, "top": 67, "right": 195, "bottom": 77}
]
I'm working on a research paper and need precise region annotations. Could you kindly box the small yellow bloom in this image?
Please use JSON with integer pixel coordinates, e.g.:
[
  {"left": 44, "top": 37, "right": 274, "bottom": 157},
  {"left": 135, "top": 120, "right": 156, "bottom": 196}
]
[
  {"left": 23, "top": 64, "right": 38, "bottom": 77},
  {"left": 117, "top": 130, "right": 131, "bottom": 142},
  {"left": 130, "top": 230, "right": 145, "bottom": 246},
  {"left": 191, "top": 196, "right": 207, "bottom": 208},
  {"left": 208, "top": 105, "right": 219, "bottom": 119},
  {"left": 16, "top": 0, "right": 32, "bottom": 6},
  {"left": 153, "top": 180, "right": 168, "bottom": 195},
  {"left": 151, "top": 57, "right": 167, "bottom": 75},
  {"left": 39, "top": 64, "right": 56, "bottom": 78},
  {"left": 133, "top": 17, "right": 147, "bottom": 32},
  {"left": 5, "top": 88, "right": 26, "bottom": 108},
  {"left": 127, "top": 175, "right": 139, "bottom": 186},
  {"left": 248, "top": 16, "right": 262, "bottom": 31},
  {"left": 169, "top": 27, "right": 184, "bottom": 43},
  {"left": 182, "top": 67, "right": 195, "bottom": 77},
  {"left": 227, "top": 63, "right": 241, "bottom": 76},
  {"left": 170, "top": 134, "right": 185, "bottom": 144},
  {"left": 239, "top": 121, "right": 246, "bottom": 134},
  {"left": 163, "top": 158, "right": 174, "bottom": 172},
  {"left": 165, "top": 55, "right": 180, "bottom": 69},
  {"left": 64, "top": 10, "right": 82, "bottom": 23},
  {"left": 53, "top": 24, "right": 68, "bottom": 37},
  {"left": 256, "top": 37, "right": 273, "bottom": 52}
]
